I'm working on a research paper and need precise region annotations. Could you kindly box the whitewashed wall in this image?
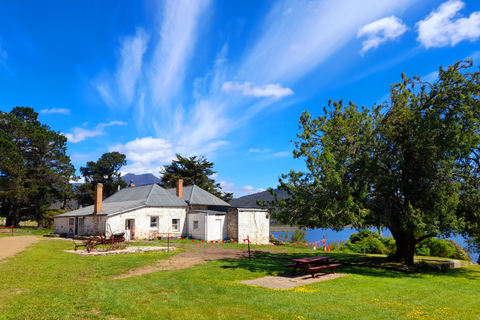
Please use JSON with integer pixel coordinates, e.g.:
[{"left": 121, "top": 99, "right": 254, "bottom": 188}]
[
  {"left": 228, "top": 208, "right": 270, "bottom": 244},
  {"left": 106, "top": 207, "right": 187, "bottom": 240},
  {"left": 188, "top": 212, "right": 206, "bottom": 239},
  {"left": 54, "top": 217, "right": 70, "bottom": 235},
  {"left": 84, "top": 215, "right": 107, "bottom": 235}
]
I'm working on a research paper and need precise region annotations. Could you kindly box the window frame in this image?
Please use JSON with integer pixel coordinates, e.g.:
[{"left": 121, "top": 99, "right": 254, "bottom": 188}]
[{"left": 172, "top": 219, "right": 180, "bottom": 232}]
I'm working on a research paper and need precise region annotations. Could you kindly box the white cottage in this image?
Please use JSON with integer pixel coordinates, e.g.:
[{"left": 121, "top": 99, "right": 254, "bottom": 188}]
[
  {"left": 54, "top": 180, "right": 270, "bottom": 244},
  {"left": 54, "top": 183, "right": 188, "bottom": 239}
]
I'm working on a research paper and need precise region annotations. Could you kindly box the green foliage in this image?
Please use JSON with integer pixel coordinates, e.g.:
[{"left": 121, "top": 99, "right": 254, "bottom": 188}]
[
  {"left": 415, "top": 238, "right": 470, "bottom": 260},
  {"left": 270, "top": 60, "right": 480, "bottom": 266},
  {"left": 77, "top": 152, "right": 127, "bottom": 206},
  {"left": 342, "top": 230, "right": 390, "bottom": 254},
  {"left": 161, "top": 154, "right": 233, "bottom": 202},
  {"left": 37, "top": 209, "right": 66, "bottom": 229},
  {"left": 0, "top": 107, "right": 73, "bottom": 227},
  {"left": 289, "top": 229, "right": 307, "bottom": 243}
]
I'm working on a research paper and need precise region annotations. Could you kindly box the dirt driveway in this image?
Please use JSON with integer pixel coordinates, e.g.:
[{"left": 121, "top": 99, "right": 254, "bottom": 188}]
[
  {"left": 0, "top": 236, "right": 42, "bottom": 261},
  {"left": 114, "top": 243, "right": 280, "bottom": 279}
]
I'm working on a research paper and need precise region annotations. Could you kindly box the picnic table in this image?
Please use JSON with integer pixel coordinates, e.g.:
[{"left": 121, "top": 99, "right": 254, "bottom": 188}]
[{"left": 285, "top": 256, "right": 342, "bottom": 278}]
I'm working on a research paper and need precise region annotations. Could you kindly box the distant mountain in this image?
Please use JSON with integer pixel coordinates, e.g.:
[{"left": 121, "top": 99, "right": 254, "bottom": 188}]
[
  {"left": 230, "top": 189, "right": 290, "bottom": 208},
  {"left": 121, "top": 173, "right": 162, "bottom": 186}
]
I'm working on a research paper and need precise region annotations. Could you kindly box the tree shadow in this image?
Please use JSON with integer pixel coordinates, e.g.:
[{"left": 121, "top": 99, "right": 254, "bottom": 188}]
[{"left": 217, "top": 252, "right": 480, "bottom": 280}]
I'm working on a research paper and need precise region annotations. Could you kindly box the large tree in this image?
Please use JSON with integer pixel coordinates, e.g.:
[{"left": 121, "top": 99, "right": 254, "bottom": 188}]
[
  {"left": 270, "top": 60, "right": 480, "bottom": 266},
  {"left": 0, "top": 107, "right": 73, "bottom": 227},
  {"left": 77, "top": 152, "right": 127, "bottom": 206},
  {"left": 161, "top": 154, "right": 233, "bottom": 202}
]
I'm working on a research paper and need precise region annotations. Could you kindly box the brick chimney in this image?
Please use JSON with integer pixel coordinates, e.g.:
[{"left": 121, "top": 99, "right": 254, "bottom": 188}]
[
  {"left": 129, "top": 180, "right": 136, "bottom": 187},
  {"left": 176, "top": 179, "right": 183, "bottom": 198},
  {"left": 94, "top": 183, "right": 103, "bottom": 214}
]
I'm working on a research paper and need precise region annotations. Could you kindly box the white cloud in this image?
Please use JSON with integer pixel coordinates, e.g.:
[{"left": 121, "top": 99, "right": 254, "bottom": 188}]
[
  {"left": 110, "top": 137, "right": 176, "bottom": 176},
  {"left": 416, "top": 0, "right": 480, "bottom": 48},
  {"left": 39, "top": 108, "right": 71, "bottom": 115},
  {"left": 218, "top": 180, "right": 265, "bottom": 198},
  {"left": 117, "top": 28, "right": 149, "bottom": 103},
  {"left": 151, "top": 0, "right": 210, "bottom": 106},
  {"left": 222, "top": 82, "right": 294, "bottom": 98},
  {"left": 91, "top": 0, "right": 415, "bottom": 176},
  {"left": 64, "top": 121, "right": 127, "bottom": 143},
  {"left": 357, "top": 16, "right": 408, "bottom": 53},
  {"left": 249, "top": 148, "right": 271, "bottom": 153},
  {"left": 272, "top": 151, "right": 290, "bottom": 157}
]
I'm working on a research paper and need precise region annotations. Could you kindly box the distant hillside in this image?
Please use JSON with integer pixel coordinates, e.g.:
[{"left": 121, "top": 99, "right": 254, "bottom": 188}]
[
  {"left": 230, "top": 189, "right": 292, "bottom": 226},
  {"left": 121, "top": 173, "right": 162, "bottom": 186},
  {"left": 230, "top": 189, "right": 290, "bottom": 208}
]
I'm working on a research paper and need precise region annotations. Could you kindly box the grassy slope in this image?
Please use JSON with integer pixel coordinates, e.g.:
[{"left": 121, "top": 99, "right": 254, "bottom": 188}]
[{"left": 0, "top": 237, "right": 479, "bottom": 320}]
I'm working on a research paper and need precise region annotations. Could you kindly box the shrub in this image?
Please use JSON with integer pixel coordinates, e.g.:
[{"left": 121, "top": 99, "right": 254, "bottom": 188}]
[
  {"left": 344, "top": 236, "right": 388, "bottom": 254},
  {"left": 349, "top": 229, "right": 381, "bottom": 243},
  {"left": 415, "top": 238, "right": 469, "bottom": 260},
  {"left": 290, "top": 230, "right": 307, "bottom": 243},
  {"left": 40, "top": 209, "right": 66, "bottom": 229}
]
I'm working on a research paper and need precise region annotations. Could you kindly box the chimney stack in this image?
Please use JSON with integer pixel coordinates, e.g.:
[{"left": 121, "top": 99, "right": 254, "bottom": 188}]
[
  {"left": 94, "top": 183, "right": 103, "bottom": 214},
  {"left": 176, "top": 179, "right": 183, "bottom": 198},
  {"left": 129, "top": 180, "right": 136, "bottom": 188}
]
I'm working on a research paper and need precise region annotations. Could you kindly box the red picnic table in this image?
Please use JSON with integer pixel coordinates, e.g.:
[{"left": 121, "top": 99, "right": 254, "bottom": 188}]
[{"left": 285, "top": 256, "right": 342, "bottom": 278}]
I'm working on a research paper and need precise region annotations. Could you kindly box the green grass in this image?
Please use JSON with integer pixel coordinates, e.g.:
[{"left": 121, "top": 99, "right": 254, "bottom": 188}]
[{"left": 0, "top": 235, "right": 479, "bottom": 319}]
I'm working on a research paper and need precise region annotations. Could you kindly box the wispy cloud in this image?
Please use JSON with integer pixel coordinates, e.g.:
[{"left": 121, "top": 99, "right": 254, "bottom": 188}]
[
  {"left": 117, "top": 28, "right": 149, "bottom": 104},
  {"left": 151, "top": 0, "right": 210, "bottom": 107},
  {"left": 249, "top": 148, "right": 271, "bottom": 153},
  {"left": 357, "top": 16, "right": 408, "bottom": 53},
  {"left": 222, "top": 82, "right": 293, "bottom": 98},
  {"left": 64, "top": 121, "right": 127, "bottom": 143},
  {"left": 273, "top": 151, "right": 290, "bottom": 157},
  {"left": 39, "top": 108, "right": 71, "bottom": 115},
  {"left": 416, "top": 0, "right": 480, "bottom": 48},
  {"left": 218, "top": 180, "right": 265, "bottom": 198},
  {"left": 93, "top": 0, "right": 415, "bottom": 175}
]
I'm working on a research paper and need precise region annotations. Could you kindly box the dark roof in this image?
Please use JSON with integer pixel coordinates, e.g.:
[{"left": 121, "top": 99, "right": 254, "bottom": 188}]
[
  {"left": 229, "top": 189, "right": 290, "bottom": 208},
  {"left": 190, "top": 209, "right": 227, "bottom": 215},
  {"left": 55, "top": 184, "right": 187, "bottom": 218},
  {"left": 167, "top": 185, "right": 231, "bottom": 207}
]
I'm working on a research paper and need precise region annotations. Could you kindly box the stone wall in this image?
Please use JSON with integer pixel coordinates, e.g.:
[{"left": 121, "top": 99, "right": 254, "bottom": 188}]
[{"left": 106, "top": 207, "right": 187, "bottom": 239}]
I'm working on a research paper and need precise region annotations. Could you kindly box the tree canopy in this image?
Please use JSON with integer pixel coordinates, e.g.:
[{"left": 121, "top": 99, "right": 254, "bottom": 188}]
[
  {"left": 0, "top": 107, "right": 73, "bottom": 227},
  {"left": 161, "top": 154, "right": 233, "bottom": 202},
  {"left": 270, "top": 60, "right": 480, "bottom": 266},
  {"left": 76, "top": 152, "right": 127, "bottom": 206}
]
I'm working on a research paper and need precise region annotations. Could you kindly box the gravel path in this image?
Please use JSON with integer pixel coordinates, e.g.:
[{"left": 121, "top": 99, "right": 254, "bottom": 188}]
[{"left": 0, "top": 236, "right": 42, "bottom": 261}]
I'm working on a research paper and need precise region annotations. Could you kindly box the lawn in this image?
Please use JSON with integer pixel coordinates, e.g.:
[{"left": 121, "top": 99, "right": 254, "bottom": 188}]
[{"left": 0, "top": 232, "right": 479, "bottom": 320}]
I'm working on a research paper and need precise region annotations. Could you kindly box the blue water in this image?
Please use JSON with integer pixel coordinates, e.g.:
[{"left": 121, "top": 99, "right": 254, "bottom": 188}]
[{"left": 271, "top": 228, "right": 478, "bottom": 262}]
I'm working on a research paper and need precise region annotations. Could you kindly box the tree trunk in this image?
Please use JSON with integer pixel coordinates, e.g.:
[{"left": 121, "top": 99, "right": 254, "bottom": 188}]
[
  {"left": 5, "top": 202, "right": 21, "bottom": 228},
  {"left": 391, "top": 230, "right": 416, "bottom": 267}
]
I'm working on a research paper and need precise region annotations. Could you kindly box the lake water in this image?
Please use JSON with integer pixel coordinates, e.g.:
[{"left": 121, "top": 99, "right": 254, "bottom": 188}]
[{"left": 271, "top": 228, "right": 479, "bottom": 262}]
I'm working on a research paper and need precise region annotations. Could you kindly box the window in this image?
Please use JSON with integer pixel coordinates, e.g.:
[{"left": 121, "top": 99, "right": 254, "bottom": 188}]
[
  {"left": 150, "top": 216, "right": 158, "bottom": 229},
  {"left": 172, "top": 219, "right": 180, "bottom": 231},
  {"left": 193, "top": 220, "right": 199, "bottom": 230}
]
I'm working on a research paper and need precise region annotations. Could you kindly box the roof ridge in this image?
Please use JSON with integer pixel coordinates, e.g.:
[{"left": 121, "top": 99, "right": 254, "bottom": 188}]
[
  {"left": 145, "top": 184, "right": 156, "bottom": 205},
  {"left": 188, "top": 184, "right": 195, "bottom": 204}
]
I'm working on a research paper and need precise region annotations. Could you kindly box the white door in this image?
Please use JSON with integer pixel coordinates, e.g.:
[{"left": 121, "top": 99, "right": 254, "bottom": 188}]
[{"left": 214, "top": 219, "right": 222, "bottom": 240}]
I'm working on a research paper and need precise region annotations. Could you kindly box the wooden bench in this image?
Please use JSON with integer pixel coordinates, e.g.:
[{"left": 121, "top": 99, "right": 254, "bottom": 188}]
[{"left": 285, "top": 256, "right": 342, "bottom": 278}]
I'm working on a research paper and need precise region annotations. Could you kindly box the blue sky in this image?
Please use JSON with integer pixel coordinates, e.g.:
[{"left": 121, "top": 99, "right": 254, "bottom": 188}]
[{"left": 1, "top": 0, "right": 480, "bottom": 197}]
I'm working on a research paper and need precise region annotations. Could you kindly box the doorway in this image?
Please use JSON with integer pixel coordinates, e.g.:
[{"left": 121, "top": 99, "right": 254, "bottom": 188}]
[{"left": 125, "top": 219, "right": 135, "bottom": 240}]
